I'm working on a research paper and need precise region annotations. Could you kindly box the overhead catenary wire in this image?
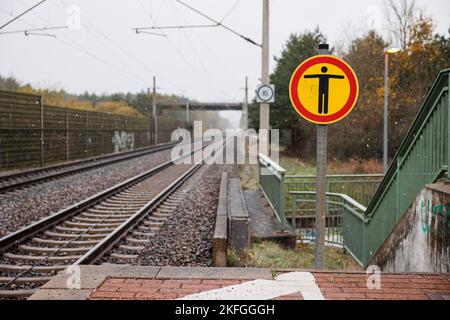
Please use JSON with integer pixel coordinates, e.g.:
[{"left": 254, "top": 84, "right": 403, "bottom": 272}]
[
  {"left": 136, "top": 0, "right": 235, "bottom": 101},
  {"left": 4, "top": 0, "right": 179, "bottom": 93},
  {"left": 175, "top": 0, "right": 261, "bottom": 47},
  {"left": 134, "top": 29, "right": 167, "bottom": 37},
  {"left": 219, "top": 0, "right": 242, "bottom": 23},
  {"left": 167, "top": 0, "right": 243, "bottom": 98},
  {"left": 168, "top": 0, "right": 244, "bottom": 100},
  {"left": 0, "top": 0, "right": 46, "bottom": 30},
  {"left": 0, "top": 8, "right": 149, "bottom": 88},
  {"left": 0, "top": 25, "right": 68, "bottom": 36},
  {"left": 133, "top": 23, "right": 219, "bottom": 31},
  {"left": 8, "top": 0, "right": 169, "bottom": 90},
  {"left": 56, "top": 0, "right": 186, "bottom": 95},
  {"left": 166, "top": 0, "right": 239, "bottom": 100}
]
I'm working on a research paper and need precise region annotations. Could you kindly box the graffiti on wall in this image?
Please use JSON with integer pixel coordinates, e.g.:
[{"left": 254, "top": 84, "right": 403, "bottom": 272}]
[
  {"left": 419, "top": 191, "right": 450, "bottom": 235},
  {"left": 112, "top": 131, "right": 135, "bottom": 153}
]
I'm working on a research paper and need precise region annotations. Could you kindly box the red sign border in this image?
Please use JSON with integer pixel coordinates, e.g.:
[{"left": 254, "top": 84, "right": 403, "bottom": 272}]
[{"left": 289, "top": 55, "right": 359, "bottom": 124}]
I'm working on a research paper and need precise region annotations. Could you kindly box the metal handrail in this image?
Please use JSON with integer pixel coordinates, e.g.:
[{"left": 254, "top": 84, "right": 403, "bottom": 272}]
[
  {"left": 258, "top": 153, "right": 286, "bottom": 229},
  {"left": 289, "top": 190, "right": 367, "bottom": 256},
  {"left": 289, "top": 191, "right": 367, "bottom": 213},
  {"left": 286, "top": 174, "right": 383, "bottom": 179},
  {"left": 365, "top": 69, "right": 449, "bottom": 218}
]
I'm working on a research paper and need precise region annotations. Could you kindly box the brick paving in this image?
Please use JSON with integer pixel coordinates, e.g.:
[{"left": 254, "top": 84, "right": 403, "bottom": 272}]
[
  {"left": 28, "top": 266, "right": 450, "bottom": 300},
  {"left": 89, "top": 272, "right": 450, "bottom": 300},
  {"left": 90, "top": 278, "right": 243, "bottom": 300},
  {"left": 310, "top": 273, "right": 450, "bottom": 300}
]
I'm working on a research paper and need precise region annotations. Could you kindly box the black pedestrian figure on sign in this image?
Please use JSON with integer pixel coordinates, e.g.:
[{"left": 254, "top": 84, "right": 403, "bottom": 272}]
[{"left": 304, "top": 66, "right": 344, "bottom": 114}]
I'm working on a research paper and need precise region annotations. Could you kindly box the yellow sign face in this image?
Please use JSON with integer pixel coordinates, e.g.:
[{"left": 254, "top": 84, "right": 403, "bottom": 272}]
[{"left": 289, "top": 55, "right": 359, "bottom": 124}]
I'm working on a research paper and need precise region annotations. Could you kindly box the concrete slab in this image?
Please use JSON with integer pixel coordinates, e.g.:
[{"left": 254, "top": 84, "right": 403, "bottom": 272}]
[
  {"left": 28, "top": 289, "right": 92, "bottom": 300},
  {"left": 156, "top": 266, "right": 273, "bottom": 280},
  {"left": 227, "top": 178, "right": 250, "bottom": 254},
  {"left": 41, "top": 265, "right": 161, "bottom": 290},
  {"left": 425, "top": 181, "right": 450, "bottom": 194},
  {"left": 244, "top": 189, "right": 296, "bottom": 247}
]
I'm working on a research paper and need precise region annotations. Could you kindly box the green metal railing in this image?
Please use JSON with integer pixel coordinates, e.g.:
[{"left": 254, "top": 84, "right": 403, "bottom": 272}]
[
  {"left": 258, "top": 153, "right": 287, "bottom": 229},
  {"left": 354, "top": 69, "right": 450, "bottom": 267},
  {"left": 285, "top": 174, "right": 382, "bottom": 209},
  {"left": 257, "top": 69, "right": 448, "bottom": 267},
  {"left": 290, "top": 191, "right": 367, "bottom": 248}
]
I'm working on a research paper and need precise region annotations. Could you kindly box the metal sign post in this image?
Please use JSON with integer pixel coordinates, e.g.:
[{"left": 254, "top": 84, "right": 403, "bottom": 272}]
[
  {"left": 288, "top": 43, "right": 359, "bottom": 270},
  {"left": 314, "top": 43, "right": 330, "bottom": 269},
  {"left": 315, "top": 124, "right": 327, "bottom": 268}
]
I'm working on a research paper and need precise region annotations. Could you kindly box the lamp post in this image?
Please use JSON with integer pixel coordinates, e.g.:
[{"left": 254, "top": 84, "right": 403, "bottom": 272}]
[{"left": 383, "top": 46, "right": 400, "bottom": 174}]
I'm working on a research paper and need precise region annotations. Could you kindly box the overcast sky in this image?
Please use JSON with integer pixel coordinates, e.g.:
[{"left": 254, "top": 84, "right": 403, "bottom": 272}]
[{"left": 0, "top": 0, "right": 449, "bottom": 104}]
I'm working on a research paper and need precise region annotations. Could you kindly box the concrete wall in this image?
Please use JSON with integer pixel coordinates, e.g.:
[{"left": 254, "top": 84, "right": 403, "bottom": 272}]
[{"left": 371, "top": 182, "right": 450, "bottom": 272}]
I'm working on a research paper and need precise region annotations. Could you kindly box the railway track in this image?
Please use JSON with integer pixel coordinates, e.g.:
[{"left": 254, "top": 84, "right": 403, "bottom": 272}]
[
  {"left": 0, "top": 141, "right": 213, "bottom": 299},
  {"left": 0, "top": 142, "right": 178, "bottom": 194}
]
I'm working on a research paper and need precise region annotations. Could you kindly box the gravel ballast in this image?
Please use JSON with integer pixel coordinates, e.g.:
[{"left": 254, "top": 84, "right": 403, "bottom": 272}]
[
  {"left": 0, "top": 148, "right": 176, "bottom": 237},
  {"left": 122, "top": 164, "right": 238, "bottom": 267}
]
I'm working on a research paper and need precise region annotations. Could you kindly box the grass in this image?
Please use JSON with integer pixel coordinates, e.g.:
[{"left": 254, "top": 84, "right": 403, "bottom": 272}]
[{"left": 241, "top": 241, "right": 361, "bottom": 271}]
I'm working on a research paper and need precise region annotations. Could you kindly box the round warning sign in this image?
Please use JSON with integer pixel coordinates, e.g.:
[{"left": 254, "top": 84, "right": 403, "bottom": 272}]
[{"left": 289, "top": 55, "right": 359, "bottom": 124}]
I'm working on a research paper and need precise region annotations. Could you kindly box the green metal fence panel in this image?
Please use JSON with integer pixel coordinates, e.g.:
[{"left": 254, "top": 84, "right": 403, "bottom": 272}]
[
  {"left": 258, "top": 153, "right": 287, "bottom": 229},
  {"left": 285, "top": 174, "right": 382, "bottom": 212},
  {"left": 289, "top": 190, "right": 366, "bottom": 263},
  {"left": 342, "top": 204, "right": 366, "bottom": 266},
  {"left": 359, "top": 69, "right": 449, "bottom": 266}
]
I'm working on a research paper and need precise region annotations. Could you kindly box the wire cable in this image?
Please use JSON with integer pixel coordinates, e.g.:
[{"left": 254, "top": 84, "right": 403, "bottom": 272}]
[
  {"left": 0, "top": 25, "right": 68, "bottom": 35},
  {"left": 219, "top": 0, "right": 241, "bottom": 23},
  {"left": 175, "top": 0, "right": 260, "bottom": 47},
  {"left": 0, "top": 0, "right": 46, "bottom": 30}
]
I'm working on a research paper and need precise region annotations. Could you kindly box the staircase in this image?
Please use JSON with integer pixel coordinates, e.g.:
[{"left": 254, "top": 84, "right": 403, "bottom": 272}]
[{"left": 344, "top": 69, "right": 449, "bottom": 267}]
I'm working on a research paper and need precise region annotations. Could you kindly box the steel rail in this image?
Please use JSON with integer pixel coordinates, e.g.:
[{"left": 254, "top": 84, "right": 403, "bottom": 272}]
[
  {"left": 0, "top": 142, "right": 204, "bottom": 252},
  {"left": 0, "top": 142, "right": 178, "bottom": 193},
  {"left": 74, "top": 163, "right": 202, "bottom": 265},
  {"left": 75, "top": 138, "right": 229, "bottom": 265}
]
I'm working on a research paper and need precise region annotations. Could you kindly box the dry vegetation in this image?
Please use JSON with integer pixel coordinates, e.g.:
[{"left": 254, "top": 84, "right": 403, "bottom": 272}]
[
  {"left": 240, "top": 149, "right": 383, "bottom": 190},
  {"left": 230, "top": 241, "right": 361, "bottom": 271}
]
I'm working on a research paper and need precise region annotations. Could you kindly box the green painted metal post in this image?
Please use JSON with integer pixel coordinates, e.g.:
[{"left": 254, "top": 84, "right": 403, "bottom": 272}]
[
  {"left": 40, "top": 96, "right": 44, "bottom": 167},
  {"left": 447, "top": 74, "right": 450, "bottom": 179},
  {"left": 291, "top": 195, "right": 297, "bottom": 230},
  {"left": 280, "top": 169, "right": 286, "bottom": 230}
]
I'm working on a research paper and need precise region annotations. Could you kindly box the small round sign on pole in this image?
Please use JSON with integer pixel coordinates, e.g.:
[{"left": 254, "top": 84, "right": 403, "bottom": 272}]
[{"left": 256, "top": 84, "right": 275, "bottom": 103}]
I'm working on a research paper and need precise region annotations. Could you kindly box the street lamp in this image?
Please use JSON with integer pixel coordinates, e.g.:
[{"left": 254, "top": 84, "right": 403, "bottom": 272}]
[{"left": 383, "top": 46, "right": 401, "bottom": 174}]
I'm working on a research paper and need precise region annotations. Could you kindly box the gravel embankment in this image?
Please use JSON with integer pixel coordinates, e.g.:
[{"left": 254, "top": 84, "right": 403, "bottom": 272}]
[
  {"left": 131, "top": 164, "right": 238, "bottom": 267},
  {"left": 0, "top": 149, "right": 176, "bottom": 237}
]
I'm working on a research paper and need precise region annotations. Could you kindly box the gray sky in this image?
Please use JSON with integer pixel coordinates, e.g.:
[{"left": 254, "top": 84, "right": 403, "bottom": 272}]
[{"left": 0, "top": 0, "right": 449, "bottom": 104}]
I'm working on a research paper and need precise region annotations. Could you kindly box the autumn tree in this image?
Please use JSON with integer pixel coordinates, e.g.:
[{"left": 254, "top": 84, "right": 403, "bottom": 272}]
[
  {"left": 256, "top": 0, "right": 449, "bottom": 162},
  {"left": 249, "top": 28, "right": 327, "bottom": 157}
]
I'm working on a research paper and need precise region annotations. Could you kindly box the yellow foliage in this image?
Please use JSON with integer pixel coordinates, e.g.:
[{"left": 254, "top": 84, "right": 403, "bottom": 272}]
[
  {"left": 95, "top": 100, "right": 142, "bottom": 117},
  {"left": 66, "top": 100, "right": 95, "bottom": 111},
  {"left": 16, "top": 85, "right": 141, "bottom": 117}
]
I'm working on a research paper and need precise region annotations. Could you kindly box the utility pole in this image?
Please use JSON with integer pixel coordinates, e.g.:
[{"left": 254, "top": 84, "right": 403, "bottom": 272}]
[
  {"left": 314, "top": 43, "right": 330, "bottom": 270},
  {"left": 147, "top": 87, "right": 152, "bottom": 145},
  {"left": 152, "top": 76, "right": 158, "bottom": 145},
  {"left": 382, "top": 46, "right": 400, "bottom": 173},
  {"left": 259, "top": 0, "right": 270, "bottom": 155},
  {"left": 243, "top": 76, "right": 248, "bottom": 130},
  {"left": 186, "top": 100, "right": 190, "bottom": 129},
  {"left": 383, "top": 52, "right": 389, "bottom": 174}
]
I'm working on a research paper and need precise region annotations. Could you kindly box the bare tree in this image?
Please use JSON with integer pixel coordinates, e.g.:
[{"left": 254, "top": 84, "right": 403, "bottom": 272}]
[{"left": 384, "top": 0, "right": 418, "bottom": 49}]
